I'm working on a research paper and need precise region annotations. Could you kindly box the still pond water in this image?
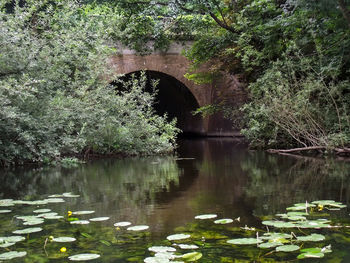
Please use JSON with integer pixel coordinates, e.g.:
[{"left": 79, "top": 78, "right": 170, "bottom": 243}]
[{"left": 1, "top": 139, "right": 350, "bottom": 262}]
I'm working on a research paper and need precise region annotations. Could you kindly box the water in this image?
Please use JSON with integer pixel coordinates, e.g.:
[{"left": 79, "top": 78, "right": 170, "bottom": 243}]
[{"left": 1, "top": 138, "right": 350, "bottom": 262}]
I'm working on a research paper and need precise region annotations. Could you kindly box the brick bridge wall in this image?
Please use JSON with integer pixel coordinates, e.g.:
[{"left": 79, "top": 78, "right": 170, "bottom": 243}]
[{"left": 108, "top": 43, "right": 246, "bottom": 136}]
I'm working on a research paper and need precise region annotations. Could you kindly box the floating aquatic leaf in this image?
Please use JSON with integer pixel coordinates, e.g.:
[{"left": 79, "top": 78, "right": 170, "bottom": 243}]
[
  {"left": 63, "top": 192, "right": 80, "bottom": 198},
  {"left": 70, "top": 220, "right": 90, "bottom": 225},
  {"left": 68, "top": 253, "right": 100, "bottom": 261},
  {"left": 261, "top": 232, "right": 292, "bottom": 240},
  {"left": 287, "top": 212, "right": 309, "bottom": 216},
  {"left": 144, "top": 257, "right": 170, "bottom": 263},
  {"left": 301, "top": 246, "right": 332, "bottom": 254},
  {"left": 182, "top": 252, "right": 202, "bottom": 261},
  {"left": 258, "top": 242, "right": 284, "bottom": 248},
  {"left": 52, "top": 237, "right": 76, "bottom": 243},
  {"left": 33, "top": 209, "right": 51, "bottom": 213},
  {"left": 295, "top": 220, "right": 330, "bottom": 229},
  {"left": 127, "top": 225, "right": 149, "bottom": 231},
  {"left": 276, "top": 244, "right": 300, "bottom": 252},
  {"left": 72, "top": 211, "right": 95, "bottom": 215},
  {"left": 89, "top": 217, "right": 110, "bottom": 222},
  {"left": 13, "top": 227, "right": 42, "bottom": 234},
  {"left": 0, "top": 251, "right": 27, "bottom": 260},
  {"left": 44, "top": 198, "right": 65, "bottom": 203},
  {"left": 311, "top": 200, "right": 345, "bottom": 208},
  {"left": 154, "top": 252, "right": 176, "bottom": 259},
  {"left": 227, "top": 238, "right": 263, "bottom": 245},
  {"left": 167, "top": 234, "right": 190, "bottom": 241},
  {"left": 297, "top": 234, "right": 325, "bottom": 242},
  {"left": 297, "top": 252, "right": 324, "bottom": 259},
  {"left": 114, "top": 221, "right": 132, "bottom": 227},
  {"left": 148, "top": 246, "right": 176, "bottom": 253},
  {"left": 0, "top": 236, "right": 25, "bottom": 243},
  {"left": 0, "top": 199, "right": 14, "bottom": 207},
  {"left": 262, "top": 221, "right": 296, "bottom": 228},
  {"left": 0, "top": 242, "right": 15, "bottom": 248},
  {"left": 0, "top": 209, "right": 11, "bottom": 213},
  {"left": 23, "top": 218, "right": 44, "bottom": 225},
  {"left": 194, "top": 214, "right": 217, "bottom": 220},
  {"left": 177, "top": 244, "right": 199, "bottom": 250},
  {"left": 285, "top": 215, "right": 306, "bottom": 221},
  {"left": 48, "top": 194, "right": 63, "bottom": 198},
  {"left": 214, "top": 218, "right": 233, "bottom": 224},
  {"left": 37, "top": 212, "right": 58, "bottom": 218},
  {"left": 16, "top": 215, "right": 39, "bottom": 221},
  {"left": 44, "top": 215, "right": 64, "bottom": 220}
]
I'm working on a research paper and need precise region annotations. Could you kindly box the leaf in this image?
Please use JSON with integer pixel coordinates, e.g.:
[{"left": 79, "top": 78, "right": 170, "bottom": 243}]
[
  {"left": 194, "top": 214, "right": 217, "bottom": 220},
  {"left": 166, "top": 234, "right": 191, "bottom": 241},
  {"left": 297, "top": 234, "right": 325, "bottom": 242},
  {"left": 68, "top": 253, "right": 100, "bottom": 261},
  {"left": 227, "top": 238, "right": 263, "bottom": 245},
  {"left": 0, "top": 251, "right": 27, "bottom": 260},
  {"left": 182, "top": 252, "right": 202, "bottom": 261},
  {"left": 276, "top": 244, "right": 300, "bottom": 252}
]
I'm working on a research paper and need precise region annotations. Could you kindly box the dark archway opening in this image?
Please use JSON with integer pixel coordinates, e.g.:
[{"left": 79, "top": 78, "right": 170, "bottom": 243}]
[{"left": 112, "top": 71, "right": 204, "bottom": 137}]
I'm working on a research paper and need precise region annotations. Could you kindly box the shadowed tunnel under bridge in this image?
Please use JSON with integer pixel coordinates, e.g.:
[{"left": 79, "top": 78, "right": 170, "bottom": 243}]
[{"left": 113, "top": 70, "right": 205, "bottom": 136}]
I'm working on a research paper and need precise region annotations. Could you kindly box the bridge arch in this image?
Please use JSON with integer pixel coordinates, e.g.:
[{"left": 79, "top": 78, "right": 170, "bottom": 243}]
[{"left": 113, "top": 70, "right": 205, "bottom": 135}]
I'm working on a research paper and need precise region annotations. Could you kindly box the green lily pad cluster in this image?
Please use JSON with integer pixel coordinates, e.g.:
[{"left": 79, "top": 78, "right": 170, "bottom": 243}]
[{"left": 226, "top": 200, "right": 346, "bottom": 260}]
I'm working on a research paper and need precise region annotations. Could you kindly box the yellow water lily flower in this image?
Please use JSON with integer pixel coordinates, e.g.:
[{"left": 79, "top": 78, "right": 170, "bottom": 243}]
[
  {"left": 60, "top": 247, "right": 67, "bottom": 253},
  {"left": 67, "top": 211, "right": 72, "bottom": 216},
  {"left": 318, "top": 204, "right": 324, "bottom": 211},
  {"left": 116, "top": 227, "right": 121, "bottom": 231}
]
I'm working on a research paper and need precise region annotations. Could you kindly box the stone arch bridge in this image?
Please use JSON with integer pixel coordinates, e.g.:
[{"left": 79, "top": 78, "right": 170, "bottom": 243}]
[{"left": 108, "top": 42, "right": 245, "bottom": 136}]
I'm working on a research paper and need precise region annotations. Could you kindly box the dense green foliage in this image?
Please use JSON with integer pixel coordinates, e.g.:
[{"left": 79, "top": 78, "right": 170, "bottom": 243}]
[
  {"left": 0, "top": 0, "right": 178, "bottom": 165},
  {"left": 99, "top": 0, "right": 350, "bottom": 150}
]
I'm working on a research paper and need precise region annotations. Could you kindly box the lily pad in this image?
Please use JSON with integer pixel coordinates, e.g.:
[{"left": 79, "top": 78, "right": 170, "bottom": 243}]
[
  {"left": 0, "top": 236, "right": 25, "bottom": 243},
  {"left": 127, "top": 225, "right": 149, "bottom": 231},
  {"left": 63, "top": 192, "right": 80, "bottom": 198},
  {"left": 297, "top": 234, "right": 325, "bottom": 242},
  {"left": 52, "top": 237, "right": 76, "bottom": 242},
  {"left": 89, "top": 217, "right": 110, "bottom": 222},
  {"left": 72, "top": 210, "right": 95, "bottom": 215},
  {"left": 70, "top": 220, "right": 90, "bottom": 225},
  {"left": 0, "top": 251, "right": 27, "bottom": 260},
  {"left": 258, "top": 242, "right": 284, "bottom": 248},
  {"left": 114, "top": 221, "right": 132, "bottom": 227},
  {"left": 13, "top": 227, "right": 42, "bottom": 234},
  {"left": 68, "top": 253, "right": 100, "bottom": 261},
  {"left": 177, "top": 244, "right": 199, "bottom": 250},
  {"left": 262, "top": 220, "right": 296, "bottom": 228},
  {"left": 214, "top": 218, "right": 233, "bottom": 224},
  {"left": 0, "top": 209, "right": 12, "bottom": 213},
  {"left": 167, "top": 234, "right": 191, "bottom": 241},
  {"left": 297, "top": 252, "right": 324, "bottom": 259},
  {"left": 227, "top": 238, "right": 263, "bottom": 245},
  {"left": 148, "top": 246, "right": 176, "bottom": 253},
  {"left": 33, "top": 209, "right": 51, "bottom": 213},
  {"left": 0, "top": 242, "right": 15, "bottom": 248},
  {"left": 194, "top": 214, "right": 217, "bottom": 220},
  {"left": 23, "top": 218, "right": 44, "bottom": 225},
  {"left": 182, "top": 252, "right": 202, "bottom": 261},
  {"left": 144, "top": 257, "right": 170, "bottom": 263},
  {"left": 276, "top": 244, "right": 300, "bottom": 252},
  {"left": 44, "top": 198, "right": 65, "bottom": 203},
  {"left": 37, "top": 212, "right": 58, "bottom": 218},
  {"left": 44, "top": 215, "right": 64, "bottom": 220}
]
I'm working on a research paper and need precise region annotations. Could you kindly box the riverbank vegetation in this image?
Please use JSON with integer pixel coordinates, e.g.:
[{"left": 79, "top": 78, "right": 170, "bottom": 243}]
[
  {"left": 1, "top": 0, "right": 350, "bottom": 166},
  {"left": 0, "top": 0, "right": 178, "bottom": 166},
  {"left": 90, "top": 0, "right": 350, "bottom": 154}
]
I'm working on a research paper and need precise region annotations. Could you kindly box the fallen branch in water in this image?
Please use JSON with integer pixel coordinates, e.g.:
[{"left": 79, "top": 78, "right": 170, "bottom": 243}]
[{"left": 267, "top": 146, "right": 350, "bottom": 155}]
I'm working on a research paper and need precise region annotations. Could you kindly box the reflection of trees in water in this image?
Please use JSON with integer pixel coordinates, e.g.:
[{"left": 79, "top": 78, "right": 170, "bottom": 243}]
[
  {"left": 242, "top": 152, "right": 350, "bottom": 216},
  {"left": 0, "top": 157, "right": 182, "bottom": 221}
]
